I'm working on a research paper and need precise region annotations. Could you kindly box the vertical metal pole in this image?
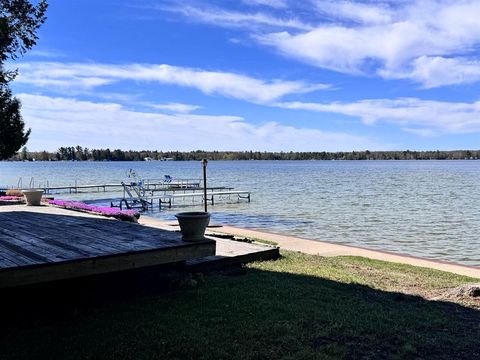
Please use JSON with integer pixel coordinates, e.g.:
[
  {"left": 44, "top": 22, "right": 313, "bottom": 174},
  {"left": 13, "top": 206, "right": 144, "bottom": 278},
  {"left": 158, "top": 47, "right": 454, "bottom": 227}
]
[{"left": 201, "top": 159, "right": 208, "bottom": 213}]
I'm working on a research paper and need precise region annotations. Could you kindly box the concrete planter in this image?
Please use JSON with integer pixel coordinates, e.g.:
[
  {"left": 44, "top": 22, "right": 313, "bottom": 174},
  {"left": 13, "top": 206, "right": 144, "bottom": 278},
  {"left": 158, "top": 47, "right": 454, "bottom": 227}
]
[
  {"left": 175, "top": 211, "right": 211, "bottom": 241},
  {"left": 22, "top": 189, "right": 44, "bottom": 206}
]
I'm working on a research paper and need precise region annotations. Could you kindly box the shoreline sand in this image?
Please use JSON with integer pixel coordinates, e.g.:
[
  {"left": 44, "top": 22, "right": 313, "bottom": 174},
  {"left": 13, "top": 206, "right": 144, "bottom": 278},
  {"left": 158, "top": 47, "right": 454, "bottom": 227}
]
[{"left": 140, "top": 216, "right": 480, "bottom": 278}]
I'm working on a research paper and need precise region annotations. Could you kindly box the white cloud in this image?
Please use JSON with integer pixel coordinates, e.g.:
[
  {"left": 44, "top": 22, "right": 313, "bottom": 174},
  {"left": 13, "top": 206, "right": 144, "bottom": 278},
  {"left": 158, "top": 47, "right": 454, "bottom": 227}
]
[
  {"left": 143, "top": 1, "right": 480, "bottom": 87},
  {"left": 257, "top": 18, "right": 466, "bottom": 76},
  {"left": 401, "top": 127, "right": 438, "bottom": 137},
  {"left": 257, "top": 27, "right": 380, "bottom": 74},
  {"left": 18, "top": 94, "right": 379, "bottom": 151},
  {"left": 314, "top": 1, "right": 393, "bottom": 25},
  {"left": 16, "top": 62, "right": 329, "bottom": 103},
  {"left": 158, "top": 4, "right": 312, "bottom": 31},
  {"left": 145, "top": 102, "right": 201, "bottom": 113},
  {"left": 27, "top": 49, "right": 67, "bottom": 58},
  {"left": 183, "top": 0, "right": 480, "bottom": 87},
  {"left": 243, "top": 0, "right": 288, "bottom": 9},
  {"left": 276, "top": 98, "right": 480, "bottom": 135},
  {"left": 380, "top": 56, "right": 480, "bottom": 88}
]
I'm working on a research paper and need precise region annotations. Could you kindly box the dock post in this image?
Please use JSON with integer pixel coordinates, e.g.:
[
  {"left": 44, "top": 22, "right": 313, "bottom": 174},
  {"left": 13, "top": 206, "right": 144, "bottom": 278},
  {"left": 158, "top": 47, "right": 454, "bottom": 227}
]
[{"left": 201, "top": 159, "right": 208, "bottom": 212}]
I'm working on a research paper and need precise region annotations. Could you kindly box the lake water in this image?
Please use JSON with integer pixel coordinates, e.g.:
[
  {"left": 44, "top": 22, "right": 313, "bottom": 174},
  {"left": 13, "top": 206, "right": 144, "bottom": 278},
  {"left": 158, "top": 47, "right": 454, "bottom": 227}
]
[{"left": 1, "top": 160, "right": 479, "bottom": 266}]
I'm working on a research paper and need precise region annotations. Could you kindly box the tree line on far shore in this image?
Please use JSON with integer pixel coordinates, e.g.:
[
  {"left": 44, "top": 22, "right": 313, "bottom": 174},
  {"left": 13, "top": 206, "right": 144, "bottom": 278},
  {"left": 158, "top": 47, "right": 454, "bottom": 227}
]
[{"left": 8, "top": 146, "right": 480, "bottom": 161}]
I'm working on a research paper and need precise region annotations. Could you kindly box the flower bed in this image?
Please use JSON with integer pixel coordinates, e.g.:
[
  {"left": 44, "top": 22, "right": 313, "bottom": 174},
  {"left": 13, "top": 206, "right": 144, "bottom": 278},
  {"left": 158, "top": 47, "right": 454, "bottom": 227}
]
[
  {"left": 48, "top": 200, "right": 140, "bottom": 222},
  {"left": 0, "top": 196, "right": 23, "bottom": 201},
  {"left": 0, "top": 195, "right": 25, "bottom": 205}
]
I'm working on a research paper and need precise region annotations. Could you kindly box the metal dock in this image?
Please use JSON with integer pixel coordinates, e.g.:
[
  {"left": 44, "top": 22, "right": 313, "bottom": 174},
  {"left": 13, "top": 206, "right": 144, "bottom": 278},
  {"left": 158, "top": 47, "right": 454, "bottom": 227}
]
[
  {"left": 0, "top": 178, "right": 203, "bottom": 195},
  {"left": 157, "top": 190, "right": 251, "bottom": 208},
  {"left": 1, "top": 175, "right": 252, "bottom": 211}
]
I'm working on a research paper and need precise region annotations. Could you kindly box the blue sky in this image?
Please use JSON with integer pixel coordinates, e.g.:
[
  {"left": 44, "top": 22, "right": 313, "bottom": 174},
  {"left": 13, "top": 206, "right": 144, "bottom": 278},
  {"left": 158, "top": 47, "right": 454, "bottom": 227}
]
[{"left": 10, "top": 0, "right": 480, "bottom": 151}]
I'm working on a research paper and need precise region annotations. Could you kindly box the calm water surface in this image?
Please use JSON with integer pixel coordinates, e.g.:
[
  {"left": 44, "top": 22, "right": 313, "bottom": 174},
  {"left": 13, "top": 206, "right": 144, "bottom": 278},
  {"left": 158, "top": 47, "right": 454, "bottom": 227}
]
[{"left": 1, "top": 160, "right": 479, "bottom": 266}]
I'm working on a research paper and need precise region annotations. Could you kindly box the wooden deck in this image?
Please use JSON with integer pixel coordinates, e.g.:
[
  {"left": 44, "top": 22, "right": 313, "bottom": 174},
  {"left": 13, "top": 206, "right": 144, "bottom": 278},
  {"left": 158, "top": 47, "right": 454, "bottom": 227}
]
[
  {"left": 0, "top": 206, "right": 216, "bottom": 288},
  {"left": 187, "top": 237, "right": 279, "bottom": 271},
  {"left": 139, "top": 217, "right": 280, "bottom": 270}
]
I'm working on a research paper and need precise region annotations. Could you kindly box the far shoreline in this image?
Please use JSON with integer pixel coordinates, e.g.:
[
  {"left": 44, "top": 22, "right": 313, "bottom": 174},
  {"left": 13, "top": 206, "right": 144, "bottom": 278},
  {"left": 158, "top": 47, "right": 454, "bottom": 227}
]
[
  {"left": 6, "top": 147, "right": 480, "bottom": 161},
  {"left": 3, "top": 158, "right": 480, "bottom": 162}
]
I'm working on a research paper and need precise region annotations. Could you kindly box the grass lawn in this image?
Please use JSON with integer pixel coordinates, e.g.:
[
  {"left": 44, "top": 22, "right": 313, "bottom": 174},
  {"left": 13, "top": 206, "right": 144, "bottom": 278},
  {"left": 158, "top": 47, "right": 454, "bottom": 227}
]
[{"left": 1, "top": 251, "right": 479, "bottom": 360}]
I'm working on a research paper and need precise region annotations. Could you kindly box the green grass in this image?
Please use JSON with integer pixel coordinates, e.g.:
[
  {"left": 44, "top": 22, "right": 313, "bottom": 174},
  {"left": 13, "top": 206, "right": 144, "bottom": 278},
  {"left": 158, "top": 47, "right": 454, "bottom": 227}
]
[
  {"left": 1, "top": 251, "right": 479, "bottom": 360},
  {"left": 252, "top": 238, "right": 278, "bottom": 246}
]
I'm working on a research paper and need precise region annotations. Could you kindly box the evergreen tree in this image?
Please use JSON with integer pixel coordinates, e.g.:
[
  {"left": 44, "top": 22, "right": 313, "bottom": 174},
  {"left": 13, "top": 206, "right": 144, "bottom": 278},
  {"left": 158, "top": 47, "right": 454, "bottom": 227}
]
[
  {"left": 0, "top": 87, "right": 30, "bottom": 159},
  {"left": 0, "top": 0, "right": 47, "bottom": 159},
  {"left": 1, "top": 0, "right": 48, "bottom": 83}
]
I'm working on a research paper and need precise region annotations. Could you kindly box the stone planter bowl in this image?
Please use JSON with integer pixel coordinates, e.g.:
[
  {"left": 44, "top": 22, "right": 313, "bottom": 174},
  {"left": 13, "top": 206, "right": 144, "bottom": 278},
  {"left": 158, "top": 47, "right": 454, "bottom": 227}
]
[
  {"left": 175, "top": 211, "right": 211, "bottom": 241},
  {"left": 22, "top": 189, "right": 44, "bottom": 206}
]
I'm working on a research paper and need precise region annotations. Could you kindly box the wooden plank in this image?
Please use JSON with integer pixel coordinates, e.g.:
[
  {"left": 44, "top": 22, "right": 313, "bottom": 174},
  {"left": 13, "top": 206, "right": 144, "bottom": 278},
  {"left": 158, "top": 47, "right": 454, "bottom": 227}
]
[
  {"left": 66, "top": 218, "right": 183, "bottom": 248},
  {"left": 0, "top": 221, "right": 132, "bottom": 262},
  {"left": 186, "top": 238, "right": 279, "bottom": 271},
  {"left": 2, "top": 215, "right": 127, "bottom": 260},
  {"left": 90, "top": 218, "right": 184, "bottom": 245},
  {"left": 0, "top": 255, "right": 17, "bottom": 268},
  {"left": 0, "top": 234, "right": 51, "bottom": 263},
  {"left": 4, "top": 215, "right": 131, "bottom": 254},
  {"left": 0, "top": 227, "right": 83, "bottom": 261},
  {"left": 0, "top": 245, "right": 32, "bottom": 267},
  {"left": 4, "top": 213, "right": 151, "bottom": 253},
  {"left": 0, "top": 240, "right": 215, "bottom": 288},
  {"left": 0, "top": 214, "right": 126, "bottom": 262},
  {"left": 40, "top": 215, "right": 179, "bottom": 251},
  {"left": 55, "top": 220, "right": 157, "bottom": 249}
]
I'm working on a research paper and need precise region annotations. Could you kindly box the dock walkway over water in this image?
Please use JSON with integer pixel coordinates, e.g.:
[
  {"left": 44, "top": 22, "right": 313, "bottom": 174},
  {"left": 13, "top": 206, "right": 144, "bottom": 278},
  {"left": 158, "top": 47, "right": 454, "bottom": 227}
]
[
  {"left": 0, "top": 178, "right": 203, "bottom": 195},
  {"left": 113, "top": 184, "right": 251, "bottom": 210},
  {"left": 157, "top": 190, "right": 251, "bottom": 208}
]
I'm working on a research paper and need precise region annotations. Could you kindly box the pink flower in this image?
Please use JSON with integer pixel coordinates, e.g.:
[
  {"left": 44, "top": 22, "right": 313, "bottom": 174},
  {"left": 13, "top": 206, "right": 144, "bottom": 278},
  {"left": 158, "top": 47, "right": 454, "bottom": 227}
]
[
  {"left": 48, "top": 200, "right": 140, "bottom": 221},
  {"left": 0, "top": 196, "right": 22, "bottom": 200}
]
